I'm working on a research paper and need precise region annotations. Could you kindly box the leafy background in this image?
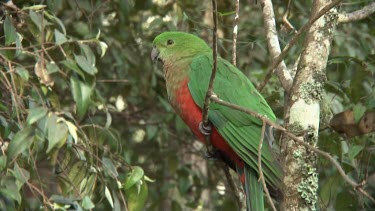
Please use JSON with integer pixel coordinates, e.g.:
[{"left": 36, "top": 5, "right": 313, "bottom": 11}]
[{"left": 0, "top": 0, "right": 374, "bottom": 210}]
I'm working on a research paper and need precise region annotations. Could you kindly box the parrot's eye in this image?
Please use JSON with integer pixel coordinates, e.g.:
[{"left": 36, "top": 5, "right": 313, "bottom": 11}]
[{"left": 167, "top": 39, "right": 174, "bottom": 45}]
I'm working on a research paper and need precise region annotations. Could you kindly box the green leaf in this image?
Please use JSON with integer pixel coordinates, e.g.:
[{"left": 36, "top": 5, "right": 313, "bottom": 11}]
[
  {"left": 125, "top": 180, "right": 148, "bottom": 211},
  {"left": 74, "top": 54, "right": 98, "bottom": 75},
  {"left": 124, "top": 166, "right": 144, "bottom": 190},
  {"left": 82, "top": 196, "right": 95, "bottom": 210},
  {"left": 70, "top": 76, "right": 93, "bottom": 119},
  {"left": 15, "top": 33, "right": 23, "bottom": 56},
  {"left": 46, "top": 115, "right": 68, "bottom": 153},
  {"left": 353, "top": 103, "right": 366, "bottom": 123},
  {"left": 13, "top": 164, "right": 30, "bottom": 184},
  {"left": 54, "top": 29, "right": 68, "bottom": 45},
  {"left": 348, "top": 145, "right": 364, "bottom": 160},
  {"left": 102, "top": 157, "right": 118, "bottom": 178},
  {"left": 105, "top": 186, "right": 114, "bottom": 208},
  {"left": 0, "top": 156, "right": 7, "bottom": 172},
  {"left": 44, "top": 11, "right": 66, "bottom": 35},
  {"left": 64, "top": 120, "right": 78, "bottom": 144},
  {"left": 27, "top": 107, "right": 48, "bottom": 125},
  {"left": 15, "top": 66, "right": 29, "bottom": 82},
  {"left": 7, "top": 126, "right": 34, "bottom": 163},
  {"left": 46, "top": 61, "right": 60, "bottom": 74},
  {"left": 319, "top": 174, "right": 340, "bottom": 207},
  {"left": 60, "top": 59, "right": 85, "bottom": 79},
  {"left": 79, "top": 43, "right": 96, "bottom": 65},
  {"left": 4, "top": 16, "right": 17, "bottom": 46},
  {"left": 29, "top": 10, "right": 42, "bottom": 31},
  {"left": 0, "top": 182, "right": 22, "bottom": 203}
]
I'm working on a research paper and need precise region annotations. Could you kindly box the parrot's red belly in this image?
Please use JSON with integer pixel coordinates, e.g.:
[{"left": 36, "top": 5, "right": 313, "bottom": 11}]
[{"left": 173, "top": 79, "right": 245, "bottom": 171}]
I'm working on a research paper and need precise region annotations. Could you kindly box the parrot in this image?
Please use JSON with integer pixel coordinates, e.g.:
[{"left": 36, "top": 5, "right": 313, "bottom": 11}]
[{"left": 151, "top": 31, "right": 283, "bottom": 211}]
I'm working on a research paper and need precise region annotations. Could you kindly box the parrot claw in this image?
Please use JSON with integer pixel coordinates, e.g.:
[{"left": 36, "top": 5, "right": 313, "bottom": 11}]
[
  {"left": 204, "top": 148, "right": 219, "bottom": 160},
  {"left": 199, "top": 122, "right": 212, "bottom": 136}
]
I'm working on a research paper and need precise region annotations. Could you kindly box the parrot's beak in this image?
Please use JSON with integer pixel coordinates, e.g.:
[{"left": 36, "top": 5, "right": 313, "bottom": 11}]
[{"left": 151, "top": 47, "right": 162, "bottom": 63}]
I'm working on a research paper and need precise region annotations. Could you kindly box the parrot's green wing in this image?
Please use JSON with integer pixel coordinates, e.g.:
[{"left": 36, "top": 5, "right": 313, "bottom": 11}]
[{"left": 188, "top": 53, "right": 282, "bottom": 189}]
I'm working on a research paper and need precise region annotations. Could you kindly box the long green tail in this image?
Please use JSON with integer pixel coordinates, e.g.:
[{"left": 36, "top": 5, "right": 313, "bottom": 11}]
[{"left": 244, "top": 164, "right": 264, "bottom": 211}]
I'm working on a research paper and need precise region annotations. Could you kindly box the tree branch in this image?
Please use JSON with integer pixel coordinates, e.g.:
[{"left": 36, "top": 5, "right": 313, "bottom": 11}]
[
  {"left": 338, "top": 1, "right": 375, "bottom": 23},
  {"left": 201, "top": 0, "right": 218, "bottom": 129},
  {"left": 257, "top": 122, "right": 277, "bottom": 211},
  {"left": 257, "top": 0, "right": 342, "bottom": 92},
  {"left": 232, "top": 0, "right": 239, "bottom": 66},
  {"left": 209, "top": 94, "right": 374, "bottom": 203},
  {"left": 259, "top": 0, "right": 293, "bottom": 92}
]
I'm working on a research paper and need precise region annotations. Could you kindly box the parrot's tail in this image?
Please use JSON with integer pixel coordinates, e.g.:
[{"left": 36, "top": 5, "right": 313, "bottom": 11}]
[{"left": 244, "top": 164, "right": 264, "bottom": 211}]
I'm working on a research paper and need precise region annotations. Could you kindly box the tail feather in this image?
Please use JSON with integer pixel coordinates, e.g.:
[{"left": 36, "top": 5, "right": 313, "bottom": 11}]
[{"left": 244, "top": 164, "right": 264, "bottom": 211}]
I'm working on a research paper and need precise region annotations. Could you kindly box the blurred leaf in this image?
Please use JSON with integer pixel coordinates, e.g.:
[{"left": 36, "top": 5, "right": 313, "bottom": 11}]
[
  {"left": 29, "top": 10, "right": 42, "bottom": 31},
  {"left": 353, "top": 103, "right": 366, "bottom": 123},
  {"left": 125, "top": 180, "right": 148, "bottom": 211},
  {"left": 74, "top": 54, "right": 98, "bottom": 75},
  {"left": 335, "top": 192, "right": 357, "bottom": 211},
  {"left": 7, "top": 126, "right": 34, "bottom": 162},
  {"left": 13, "top": 164, "right": 30, "bottom": 184},
  {"left": 61, "top": 59, "right": 85, "bottom": 79},
  {"left": 26, "top": 107, "right": 48, "bottom": 125},
  {"left": 46, "top": 62, "right": 60, "bottom": 74},
  {"left": 341, "top": 141, "right": 349, "bottom": 155},
  {"left": 15, "top": 66, "right": 29, "bottom": 82},
  {"left": 79, "top": 43, "right": 96, "bottom": 65},
  {"left": 0, "top": 156, "right": 5, "bottom": 172},
  {"left": 64, "top": 120, "right": 78, "bottom": 144},
  {"left": 54, "top": 29, "right": 68, "bottom": 45},
  {"left": 99, "top": 41, "right": 108, "bottom": 58},
  {"left": 44, "top": 11, "right": 66, "bottom": 34},
  {"left": 348, "top": 145, "right": 364, "bottom": 160},
  {"left": 105, "top": 186, "right": 114, "bottom": 208},
  {"left": 0, "top": 181, "right": 21, "bottom": 203},
  {"left": 46, "top": 115, "right": 68, "bottom": 153},
  {"left": 70, "top": 76, "right": 93, "bottom": 119},
  {"left": 4, "top": 16, "right": 16, "bottom": 46},
  {"left": 102, "top": 157, "right": 118, "bottom": 178},
  {"left": 82, "top": 196, "right": 95, "bottom": 210},
  {"left": 319, "top": 174, "right": 340, "bottom": 207},
  {"left": 124, "top": 166, "right": 144, "bottom": 190},
  {"left": 146, "top": 125, "right": 158, "bottom": 140}
]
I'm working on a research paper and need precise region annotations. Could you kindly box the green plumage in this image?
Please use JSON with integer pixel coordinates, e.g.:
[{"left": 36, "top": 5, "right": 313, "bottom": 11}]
[
  {"left": 152, "top": 32, "right": 283, "bottom": 211},
  {"left": 188, "top": 54, "right": 281, "bottom": 188}
]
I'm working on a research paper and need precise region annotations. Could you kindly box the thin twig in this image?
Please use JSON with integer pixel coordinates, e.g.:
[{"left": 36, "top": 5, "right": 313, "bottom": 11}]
[
  {"left": 338, "top": 1, "right": 375, "bottom": 23},
  {"left": 257, "top": 122, "right": 277, "bottom": 211},
  {"left": 97, "top": 79, "right": 130, "bottom": 83},
  {"left": 232, "top": 0, "right": 239, "bottom": 66},
  {"left": 201, "top": 0, "right": 218, "bottom": 128},
  {"left": 219, "top": 159, "right": 244, "bottom": 209},
  {"left": 257, "top": 0, "right": 342, "bottom": 92},
  {"left": 209, "top": 94, "right": 374, "bottom": 202},
  {"left": 260, "top": 0, "right": 293, "bottom": 92}
]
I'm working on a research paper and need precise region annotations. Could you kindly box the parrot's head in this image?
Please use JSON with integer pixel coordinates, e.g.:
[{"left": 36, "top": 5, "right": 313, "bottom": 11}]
[{"left": 151, "top": 32, "right": 211, "bottom": 64}]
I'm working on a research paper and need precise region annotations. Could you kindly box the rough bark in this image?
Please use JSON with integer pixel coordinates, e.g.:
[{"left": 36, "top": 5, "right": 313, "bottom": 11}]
[{"left": 281, "top": 1, "right": 338, "bottom": 210}]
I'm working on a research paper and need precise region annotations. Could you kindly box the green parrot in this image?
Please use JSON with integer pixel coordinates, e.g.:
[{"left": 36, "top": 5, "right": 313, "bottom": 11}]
[{"left": 152, "top": 31, "right": 283, "bottom": 211}]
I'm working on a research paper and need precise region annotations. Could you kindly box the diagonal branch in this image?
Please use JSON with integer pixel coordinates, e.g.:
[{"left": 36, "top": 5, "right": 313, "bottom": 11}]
[
  {"left": 257, "top": 0, "right": 342, "bottom": 92},
  {"left": 257, "top": 122, "right": 277, "bottom": 211},
  {"left": 338, "top": 1, "right": 375, "bottom": 23},
  {"left": 260, "top": 0, "right": 293, "bottom": 91},
  {"left": 209, "top": 94, "right": 375, "bottom": 203}
]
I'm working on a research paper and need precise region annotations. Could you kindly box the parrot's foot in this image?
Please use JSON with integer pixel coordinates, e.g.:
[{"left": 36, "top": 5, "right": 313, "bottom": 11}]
[
  {"left": 199, "top": 122, "right": 212, "bottom": 136},
  {"left": 204, "top": 148, "right": 220, "bottom": 160}
]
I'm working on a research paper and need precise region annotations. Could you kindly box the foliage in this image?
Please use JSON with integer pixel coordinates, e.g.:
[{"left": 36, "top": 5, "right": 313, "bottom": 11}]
[{"left": 0, "top": 0, "right": 374, "bottom": 210}]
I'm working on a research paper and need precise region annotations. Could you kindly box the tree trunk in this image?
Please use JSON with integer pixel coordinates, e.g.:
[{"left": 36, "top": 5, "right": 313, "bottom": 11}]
[{"left": 281, "top": 1, "right": 338, "bottom": 210}]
